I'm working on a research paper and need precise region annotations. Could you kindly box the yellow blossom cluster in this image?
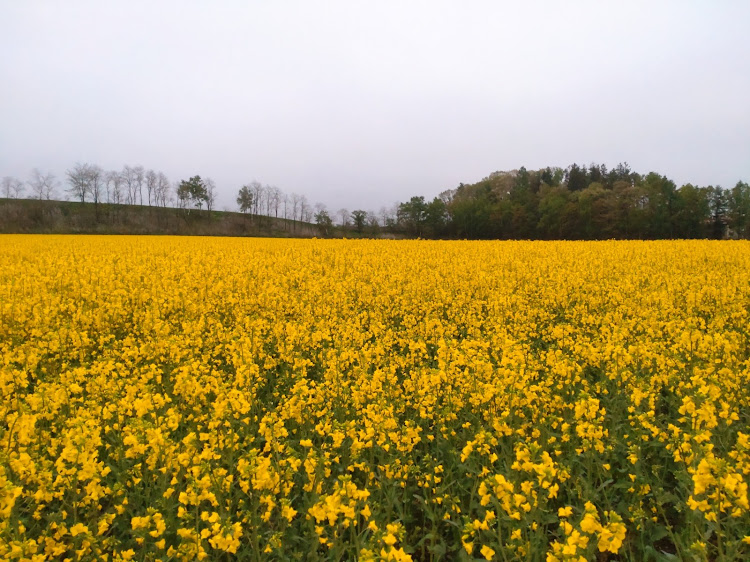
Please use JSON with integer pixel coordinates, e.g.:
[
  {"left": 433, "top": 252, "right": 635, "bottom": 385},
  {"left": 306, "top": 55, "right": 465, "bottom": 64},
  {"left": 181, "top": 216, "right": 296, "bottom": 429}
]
[{"left": 1, "top": 235, "right": 750, "bottom": 560}]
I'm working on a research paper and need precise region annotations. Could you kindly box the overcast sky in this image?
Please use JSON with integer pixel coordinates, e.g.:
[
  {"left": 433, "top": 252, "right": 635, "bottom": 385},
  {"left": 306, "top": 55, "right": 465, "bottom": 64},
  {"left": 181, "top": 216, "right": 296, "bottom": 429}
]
[{"left": 1, "top": 1, "right": 748, "bottom": 211}]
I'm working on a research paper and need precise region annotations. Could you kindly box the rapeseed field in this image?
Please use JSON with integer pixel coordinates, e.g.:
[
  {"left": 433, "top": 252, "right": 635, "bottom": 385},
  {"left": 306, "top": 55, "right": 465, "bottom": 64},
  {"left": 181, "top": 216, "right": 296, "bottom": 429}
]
[{"left": 1, "top": 236, "right": 749, "bottom": 561}]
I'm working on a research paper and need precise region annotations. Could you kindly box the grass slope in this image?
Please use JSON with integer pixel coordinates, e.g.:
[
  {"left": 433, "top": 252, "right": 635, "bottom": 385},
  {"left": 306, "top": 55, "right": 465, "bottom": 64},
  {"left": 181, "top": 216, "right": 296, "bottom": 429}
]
[{"left": 0, "top": 198, "right": 317, "bottom": 237}]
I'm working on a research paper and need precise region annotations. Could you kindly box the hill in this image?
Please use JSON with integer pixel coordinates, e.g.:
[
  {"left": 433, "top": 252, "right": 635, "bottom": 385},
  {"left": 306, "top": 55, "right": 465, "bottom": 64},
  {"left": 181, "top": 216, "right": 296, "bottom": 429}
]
[{"left": 0, "top": 198, "right": 318, "bottom": 237}]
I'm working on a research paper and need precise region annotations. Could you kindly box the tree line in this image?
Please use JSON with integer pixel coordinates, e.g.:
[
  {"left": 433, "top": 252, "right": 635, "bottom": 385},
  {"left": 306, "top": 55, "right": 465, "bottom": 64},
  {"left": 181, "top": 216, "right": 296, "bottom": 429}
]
[
  {"left": 394, "top": 163, "right": 750, "bottom": 240},
  {"left": 4, "top": 161, "right": 749, "bottom": 239}
]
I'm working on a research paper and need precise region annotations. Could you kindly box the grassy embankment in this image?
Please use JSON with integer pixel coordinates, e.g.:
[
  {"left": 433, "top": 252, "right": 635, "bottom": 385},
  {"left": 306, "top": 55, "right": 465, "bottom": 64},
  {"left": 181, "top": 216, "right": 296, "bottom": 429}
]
[{"left": 0, "top": 198, "right": 317, "bottom": 237}]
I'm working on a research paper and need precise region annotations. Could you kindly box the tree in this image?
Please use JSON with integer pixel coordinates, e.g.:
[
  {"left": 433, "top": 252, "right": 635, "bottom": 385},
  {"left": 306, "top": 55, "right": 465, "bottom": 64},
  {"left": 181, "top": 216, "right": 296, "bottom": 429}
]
[
  {"left": 566, "top": 163, "right": 588, "bottom": 192},
  {"left": 1, "top": 176, "right": 24, "bottom": 198},
  {"left": 351, "top": 209, "right": 368, "bottom": 233},
  {"left": 291, "top": 193, "right": 302, "bottom": 230},
  {"left": 425, "top": 197, "right": 448, "bottom": 236},
  {"left": 706, "top": 186, "right": 728, "bottom": 239},
  {"left": 66, "top": 163, "right": 91, "bottom": 203},
  {"left": 121, "top": 165, "right": 138, "bottom": 205},
  {"left": 264, "top": 184, "right": 274, "bottom": 217},
  {"left": 156, "top": 172, "right": 171, "bottom": 207},
  {"left": 379, "top": 206, "right": 391, "bottom": 229},
  {"left": 367, "top": 212, "right": 380, "bottom": 234},
  {"left": 642, "top": 172, "right": 678, "bottom": 238},
  {"left": 28, "top": 169, "right": 57, "bottom": 200},
  {"left": 337, "top": 208, "right": 349, "bottom": 227},
  {"left": 133, "top": 165, "right": 145, "bottom": 205},
  {"left": 314, "top": 207, "right": 334, "bottom": 236},
  {"left": 177, "top": 176, "right": 208, "bottom": 209},
  {"left": 300, "top": 196, "right": 312, "bottom": 223},
  {"left": 87, "top": 165, "right": 105, "bottom": 208},
  {"left": 398, "top": 196, "right": 428, "bottom": 236},
  {"left": 269, "top": 186, "right": 282, "bottom": 218},
  {"left": 106, "top": 171, "right": 123, "bottom": 204},
  {"left": 204, "top": 178, "right": 217, "bottom": 212},
  {"left": 65, "top": 163, "right": 104, "bottom": 217},
  {"left": 237, "top": 185, "right": 253, "bottom": 213},
  {"left": 145, "top": 169, "right": 158, "bottom": 206},
  {"left": 674, "top": 184, "right": 709, "bottom": 238},
  {"left": 728, "top": 181, "right": 750, "bottom": 239},
  {"left": 250, "top": 181, "right": 264, "bottom": 216}
]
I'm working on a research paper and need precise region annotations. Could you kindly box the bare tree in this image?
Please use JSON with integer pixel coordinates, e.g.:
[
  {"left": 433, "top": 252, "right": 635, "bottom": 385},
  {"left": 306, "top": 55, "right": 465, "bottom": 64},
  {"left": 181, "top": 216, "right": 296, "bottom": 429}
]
[
  {"left": 204, "top": 177, "right": 217, "bottom": 212},
  {"left": 28, "top": 169, "right": 57, "bottom": 200},
  {"left": 88, "top": 165, "right": 104, "bottom": 207},
  {"left": 1, "top": 177, "right": 11, "bottom": 198},
  {"left": 337, "top": 208, "right": 349, "bottom": 227},
  {"left": 106, "top": 171, "right": 123, "bottom": 204},
  {"left": 264, "top": 184, "right": 274, "bottom": 217},
  {"left": 379, "top": 206, "right": 390, "bottom": 227},
  {"left": 156, "top": 172, "right": 171, "bottom": 207},
  {"left": 250, "top": 181, "right": 264, "bottom": 216},
  {"left": 367, "top": 211, "right": 379, "bottom": 231},
  {"left": 145, "top": 169, "right": 158, "bottom": 206},
  {"left": 300, "top": 196, "right": 312, "bottom": 223},
  {"left": 133, "top": 165, "right": 145, "bottom": 205},
  {"left": 121, "top": 166, "right": 137, "bottom": 205},
  {"left": 270, "top": 186, "right": 282, "bottom": 218},
  {"left": 66, "top": 163, "right": 104, "bottom": 216},
  {"left": 2, "top": 176, "right": 24, "bottom": 198},
  {"left": 66, "top": 163, "right": 90, "bottom": 202},
  {"left": 291, "top": 193, "right": 302, "bottom": 230}
]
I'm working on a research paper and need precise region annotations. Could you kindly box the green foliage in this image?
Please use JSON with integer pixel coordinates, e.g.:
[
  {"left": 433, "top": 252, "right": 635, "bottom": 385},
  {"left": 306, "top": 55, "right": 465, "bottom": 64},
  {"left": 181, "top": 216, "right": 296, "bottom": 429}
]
[
  {"left": 236, "top": 185, "right": 253, "bottom": 214},
  {"left": 177, "top": 176, "right": 208, "bottom": 209},
  {"left": 351, "top": 209, "right": 368, "bottom": 234},
  {"left": 315, "top": 209, "right": 334, "bottom": 236},
  {"left": 414, "top": 163, "right": 748, "bottom": 241}
]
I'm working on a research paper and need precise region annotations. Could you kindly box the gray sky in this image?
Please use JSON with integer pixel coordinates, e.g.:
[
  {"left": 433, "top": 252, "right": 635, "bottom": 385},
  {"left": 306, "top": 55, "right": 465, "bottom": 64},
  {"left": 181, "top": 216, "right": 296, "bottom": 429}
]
[{"left": 1, "top": 1, "right": 748, "bottom": 211}]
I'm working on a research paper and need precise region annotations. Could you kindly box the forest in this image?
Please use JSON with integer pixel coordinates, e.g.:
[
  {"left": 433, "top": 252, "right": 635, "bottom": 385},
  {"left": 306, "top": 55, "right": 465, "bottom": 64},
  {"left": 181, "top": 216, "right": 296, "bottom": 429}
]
[{"left": 395, "top": 163, "right": 750, "bottom": 240}]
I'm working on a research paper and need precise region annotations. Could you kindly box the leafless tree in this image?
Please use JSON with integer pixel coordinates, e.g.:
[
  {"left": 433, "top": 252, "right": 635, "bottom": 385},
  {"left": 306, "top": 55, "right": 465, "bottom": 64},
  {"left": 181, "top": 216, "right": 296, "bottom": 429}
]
[
  {"left": 133, "top": 165, "right": 145, "bottom": 205},
  {"left": 337, "top": 208, "right": 349, "bottom": 227},
  {"left": 66, "top": 163, "right": 90, "bottom": 202},
  {"left": 379, "top": 206, "right": 390, "bottom": 226},
  {"left": 265, "top": 184, "right": 274, "bottom": 217},
  {"left": 291, "top": 193, "right": 302, "bottom": 226},
  {"left": 250, "top": 181, "right": 264, "bottom": 216},
  {"left": 367, "top": 211, "right": 379, "bottom": 230},
  {"left": 106, "top": 171, "right": 123, "bottom": 204},
  {"left": 300, "top": 195, "right": 312, "bottom": 223},
  {"left": 204, "top": 177, "right": 217, "bottom": 211},
  {"left": 270, "top": 186, "right": 282, "bottom": 218},
  {"left": 28, "top": 169, "right": 57, "bottom": 200},
  {"left": 66, "top": 163, "right": 104, "bottom": 215},
  {"left": 145, "top": 169, "right": 158, "bottom": 206},
  {"left": 2, "top": 176, "right": 24, "bottom": 198},
  {"left": 156, "top": 172, "right": 171, "bottom": 207},
  {"left": 88, "top": 165, "right": 105, "bottom": 207},
  {"left": 121, "top": 166, "right": 137, "bottom": 205}
]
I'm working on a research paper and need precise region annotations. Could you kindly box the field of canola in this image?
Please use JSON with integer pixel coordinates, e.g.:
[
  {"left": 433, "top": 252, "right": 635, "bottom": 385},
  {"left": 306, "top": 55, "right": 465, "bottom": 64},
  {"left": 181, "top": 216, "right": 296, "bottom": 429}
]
[{"left": 1, "top": 235, "right": 750, "bottom": 561}]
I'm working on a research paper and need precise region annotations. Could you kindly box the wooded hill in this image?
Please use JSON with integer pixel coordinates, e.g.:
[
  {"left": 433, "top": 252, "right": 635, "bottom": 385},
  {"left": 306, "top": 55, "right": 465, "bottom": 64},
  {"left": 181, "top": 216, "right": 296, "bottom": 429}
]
[{"left": 395, "top": 163, "right": 750, "bottom": 240}]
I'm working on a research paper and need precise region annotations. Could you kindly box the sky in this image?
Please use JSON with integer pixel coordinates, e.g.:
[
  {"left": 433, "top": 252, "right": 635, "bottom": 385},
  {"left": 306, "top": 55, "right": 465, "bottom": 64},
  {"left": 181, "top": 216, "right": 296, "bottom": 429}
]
[{"left": 1, "top": 1, "right": 749, "bottom": 211}]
